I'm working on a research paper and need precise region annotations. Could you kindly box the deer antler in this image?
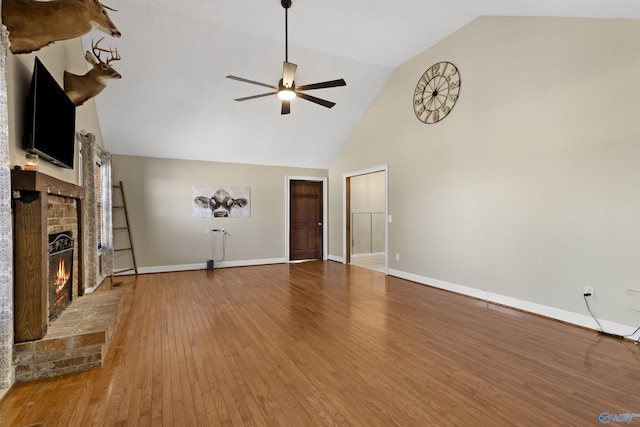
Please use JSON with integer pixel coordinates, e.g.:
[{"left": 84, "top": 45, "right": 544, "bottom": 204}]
[
  {"left": 107, "top": 47, "right": 121, "bottom": 65},
  {"left": 99, "top": 2, "right": 118, "bottom": 12},
  {"left": 91, "top": 37, "right": 120, "bottom": 64},
  {"left": 91, "top": 37, "right": 109, "bottom": 62}
]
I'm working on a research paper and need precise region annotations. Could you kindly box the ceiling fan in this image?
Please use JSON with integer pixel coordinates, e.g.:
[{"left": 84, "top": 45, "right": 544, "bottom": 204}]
[{"left": 226, "top": 0, "right": 346, "bottom": 115}]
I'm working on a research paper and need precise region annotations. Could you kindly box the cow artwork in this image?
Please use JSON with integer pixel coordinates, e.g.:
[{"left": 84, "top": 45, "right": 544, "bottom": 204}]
[{"left": 192, "top": 187, "right": 251, "bottom": 218}]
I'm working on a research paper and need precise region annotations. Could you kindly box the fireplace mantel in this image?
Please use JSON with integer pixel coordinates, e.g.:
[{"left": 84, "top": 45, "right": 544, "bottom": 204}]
[
  {"left": 11, "top": 169, "right": 85, "bottom": 343},
  {"left": 11, "top": 169, "right": 84, "bottom": 199}
]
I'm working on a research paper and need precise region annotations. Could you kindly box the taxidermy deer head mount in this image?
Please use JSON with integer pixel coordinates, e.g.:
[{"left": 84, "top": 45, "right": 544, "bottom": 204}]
[
  {"left": 1, "top": 0, "right": 121, "bottom": 54},
  {"left": 64, "top": 38, "right": 121, "bottom": 106}
]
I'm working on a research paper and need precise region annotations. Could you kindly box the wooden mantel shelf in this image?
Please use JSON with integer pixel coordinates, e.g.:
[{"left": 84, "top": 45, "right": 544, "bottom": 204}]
[{"left": 11, "top": 169, "right": 84, "bottom": 199}]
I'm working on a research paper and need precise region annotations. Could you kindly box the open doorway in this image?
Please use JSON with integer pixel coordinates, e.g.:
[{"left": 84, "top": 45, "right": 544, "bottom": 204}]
[{"left": 343, "top": 166, "right": 388, "bottom": 273}]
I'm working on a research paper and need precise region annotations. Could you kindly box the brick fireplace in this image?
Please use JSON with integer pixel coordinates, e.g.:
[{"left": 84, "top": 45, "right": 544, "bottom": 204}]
[
  {"left": 11, "top": 169, "right": 124, "bottom": 382},
  {"left": 11, "top": 169, "right": 84, "bottom": 342}
]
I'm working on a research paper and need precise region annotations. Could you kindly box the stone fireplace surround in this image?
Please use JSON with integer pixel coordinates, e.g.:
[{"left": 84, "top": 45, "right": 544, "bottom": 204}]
[{"left": 11, "top": 170, "right": 122, "bottom": 382}]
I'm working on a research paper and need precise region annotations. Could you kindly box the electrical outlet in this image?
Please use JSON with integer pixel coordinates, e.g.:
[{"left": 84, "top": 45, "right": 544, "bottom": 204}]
[
  {"left": 204, "top": 227, "right": 209, "bottom": 235},
  {"left": 584, "top": 286, "right": 594, "bottom": 297},
  {"left": 395, "top": 253, "right": 400, "bottom": 261}
]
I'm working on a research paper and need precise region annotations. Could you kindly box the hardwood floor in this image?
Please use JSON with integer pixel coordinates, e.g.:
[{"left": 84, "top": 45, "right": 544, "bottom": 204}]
[
  {"left": 0, "top": 261, "right": 638, "bottom": 426},
  {"left": 350, "top": 254, "right": 385, "bottom": 273}
]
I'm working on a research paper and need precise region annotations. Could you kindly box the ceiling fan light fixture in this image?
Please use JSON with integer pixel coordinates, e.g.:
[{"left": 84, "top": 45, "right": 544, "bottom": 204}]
[
  {"left": 278, "top": 89, "right": 296, "bottom": 100},
  {"left": 226, "top": 0, "right": 346, "bottom": 115},
  {"left": 278, "top": 78, "right": 296, "bottom": 100}
]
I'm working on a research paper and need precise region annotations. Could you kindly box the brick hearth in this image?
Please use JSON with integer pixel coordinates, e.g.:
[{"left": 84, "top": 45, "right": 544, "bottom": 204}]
[{"left": 13, "top": 290, "right": 123, "bottom": 383}]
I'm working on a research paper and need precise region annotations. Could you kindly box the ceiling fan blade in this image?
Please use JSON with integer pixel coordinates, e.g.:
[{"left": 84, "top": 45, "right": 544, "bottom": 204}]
[
  {"left": 282, "top": 62, "right": 297, "bottom": 88},
  {"left": 296, "top": 79, "right": 346, "bottom": 91},
  {"left": 281, "top": 100, "right": 291, "bottom": 115},
  {"left": 234, "top": 92, "right": 278, "bottom": 102},
  {"left": 296, "top": 92, "right": 336, "bottom": 109},
  {"left": 226, "top": 75, "right": 278, "bottom": 90}
]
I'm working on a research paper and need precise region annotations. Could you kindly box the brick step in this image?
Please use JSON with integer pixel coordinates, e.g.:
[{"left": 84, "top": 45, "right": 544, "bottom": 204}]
[{"left": 13, "top": 290, "right": 124, "bottom": 383}]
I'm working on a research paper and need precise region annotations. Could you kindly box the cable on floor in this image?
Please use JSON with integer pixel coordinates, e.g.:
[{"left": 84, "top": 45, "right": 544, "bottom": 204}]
[{"left": 583, "top": 293, "right": 640, "bottom": 343}]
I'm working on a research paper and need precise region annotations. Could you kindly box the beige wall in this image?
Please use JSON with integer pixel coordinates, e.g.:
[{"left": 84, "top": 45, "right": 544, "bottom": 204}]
[
  {"left": 350, "top": 171, "right": 385, "bottom": 213},
  {"left": 111, "top": 154, "right": 326, "bottom": 270},
  {"left": 6, "top": 38, "right": 105, "bottom": 183},
  {"left": 329, "top": 17, "right": 640, "bottom": 329}
]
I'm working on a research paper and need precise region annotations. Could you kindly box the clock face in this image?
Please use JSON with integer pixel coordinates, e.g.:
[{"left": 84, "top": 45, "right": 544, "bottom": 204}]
[{"left": 413, "top": 61, "right": 461, "bottom": 124}]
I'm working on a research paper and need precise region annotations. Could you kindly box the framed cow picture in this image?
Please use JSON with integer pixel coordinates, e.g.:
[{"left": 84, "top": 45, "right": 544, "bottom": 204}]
[{"left": 192, "top": 186, "right": 251, "bottom": 218}]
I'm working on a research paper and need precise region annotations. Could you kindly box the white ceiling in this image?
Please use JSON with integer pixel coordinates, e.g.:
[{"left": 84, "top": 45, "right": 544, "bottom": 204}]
[{"left": 81, "top": 0, "right": 639, "bottom": 169}]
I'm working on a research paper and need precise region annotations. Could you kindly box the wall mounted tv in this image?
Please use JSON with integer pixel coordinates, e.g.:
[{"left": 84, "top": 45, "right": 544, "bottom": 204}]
[{"left": 23, "top": 57, "right": 76, "bottom": 169}]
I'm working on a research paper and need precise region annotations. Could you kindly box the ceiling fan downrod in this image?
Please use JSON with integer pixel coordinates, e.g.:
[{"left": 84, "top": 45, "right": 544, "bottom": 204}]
[{"left": 282, "top": 0, "right": 291, "bottom": 62}]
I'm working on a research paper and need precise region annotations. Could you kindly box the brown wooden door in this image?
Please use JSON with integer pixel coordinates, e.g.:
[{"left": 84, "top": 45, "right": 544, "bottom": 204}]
[{"left": 290, "top": 180, "right": 323, "bottom": 261}]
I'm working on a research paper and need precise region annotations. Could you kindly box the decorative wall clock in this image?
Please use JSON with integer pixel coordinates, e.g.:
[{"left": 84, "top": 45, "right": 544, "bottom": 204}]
[{"left": 413, "top": 61, "right": 461, "bottom": 124}]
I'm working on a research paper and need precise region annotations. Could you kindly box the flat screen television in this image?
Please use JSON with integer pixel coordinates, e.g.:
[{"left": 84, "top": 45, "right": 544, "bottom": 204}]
[{"left": 23, "top": 57, "right": 76, "bottom": 169}]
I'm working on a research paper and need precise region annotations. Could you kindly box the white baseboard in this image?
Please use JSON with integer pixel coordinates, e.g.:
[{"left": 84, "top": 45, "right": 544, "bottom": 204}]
[
  {"left": 112, "top": 258, "right": 287, "bottom": 276},
  {"left": 328, "top": 254, "right": 345, "bottom": 263},
  {"left": 136, "top": 263, "right": 204, "bottom": 274},
  {"left": 210, "top": 258, "right": 286, "bottom": 269},
  {"left": 351, "top": 252, "right": 385, "bottom": 258},
  {"left": 388, "top": 268, "right": 640, "bottom": 340}
]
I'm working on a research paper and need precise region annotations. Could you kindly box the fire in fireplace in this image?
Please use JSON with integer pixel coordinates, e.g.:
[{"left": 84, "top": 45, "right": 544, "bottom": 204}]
[{"left": 48, "top": 232, "right": 74, "bottom": 320}]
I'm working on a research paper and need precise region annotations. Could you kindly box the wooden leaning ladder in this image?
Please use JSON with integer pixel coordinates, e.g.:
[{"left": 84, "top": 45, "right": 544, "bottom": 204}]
[{"left": 111, "top": 180, "right": 138, "bottom": 281}]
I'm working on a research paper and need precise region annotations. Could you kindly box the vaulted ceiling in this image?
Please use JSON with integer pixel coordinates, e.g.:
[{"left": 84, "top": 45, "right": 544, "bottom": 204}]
[{"left": 81, "top": 0, "right": 639, "bottom": 169}]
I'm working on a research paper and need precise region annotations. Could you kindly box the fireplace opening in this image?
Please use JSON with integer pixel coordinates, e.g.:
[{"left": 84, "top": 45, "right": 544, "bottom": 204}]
[{"left": 48, "top": 231, "right": 74, "bottom": 320}]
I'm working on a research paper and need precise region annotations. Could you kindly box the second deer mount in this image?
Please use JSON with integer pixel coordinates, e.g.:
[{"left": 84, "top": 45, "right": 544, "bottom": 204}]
[
  {"left": 64, "top": 38, "right": 122, "bottom": 106},
  {"left": 1, "top": 0, "right": 121, "bottom": 54}
]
